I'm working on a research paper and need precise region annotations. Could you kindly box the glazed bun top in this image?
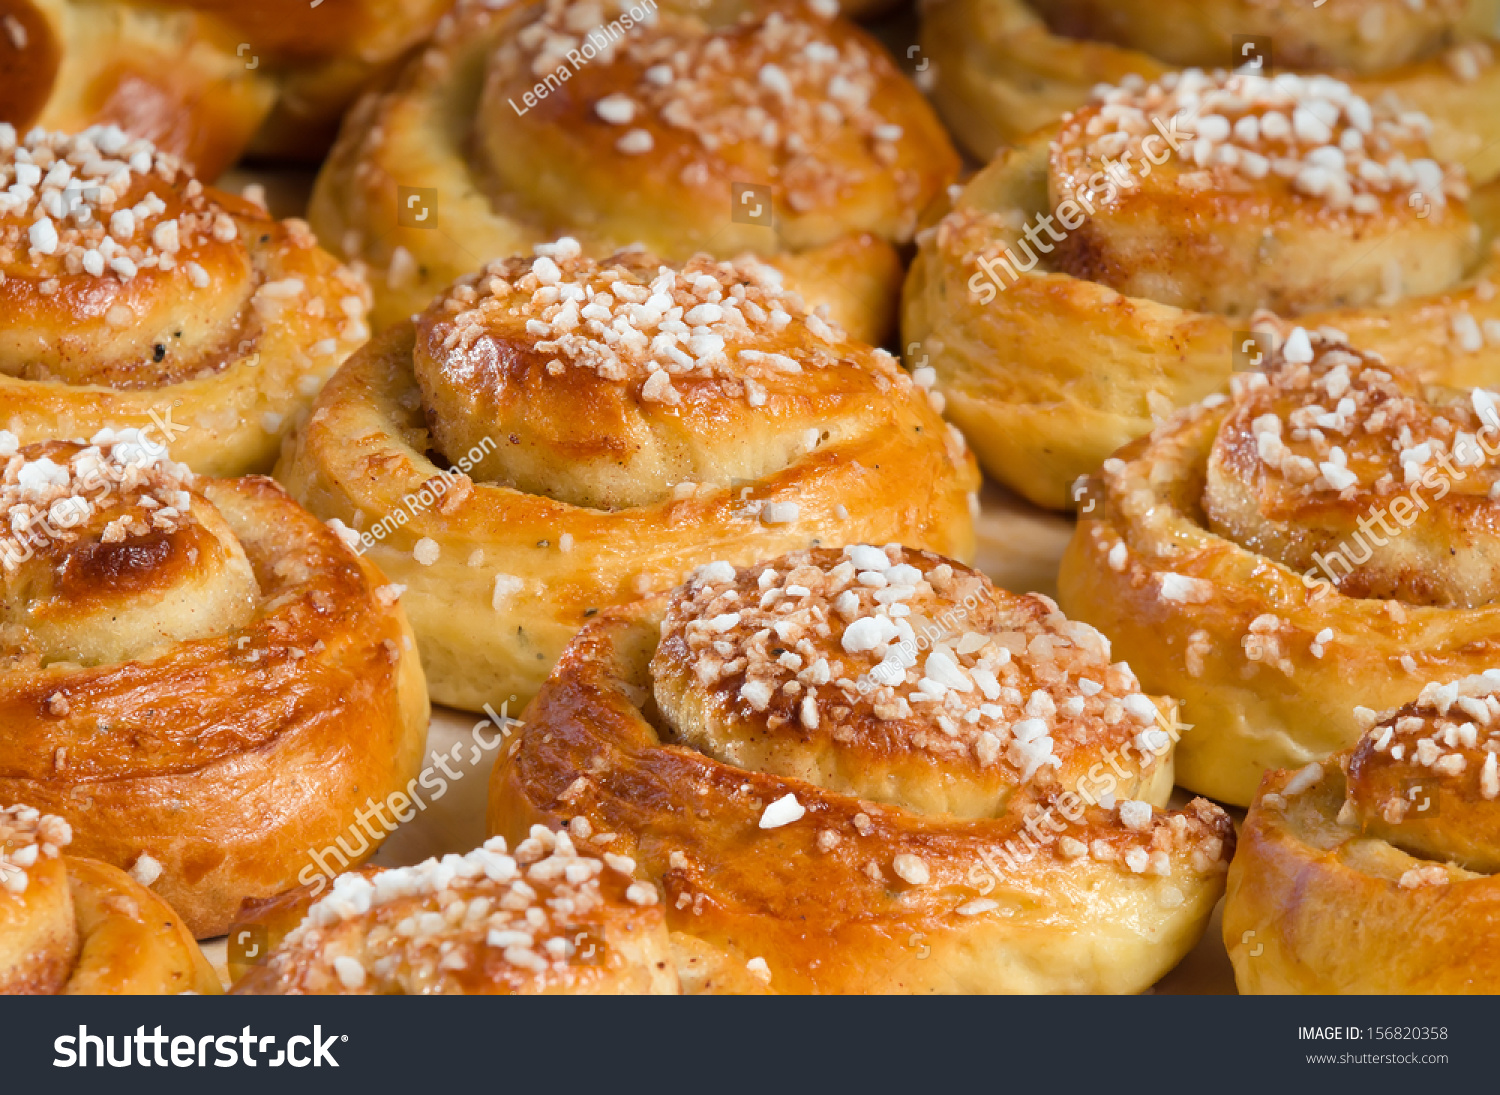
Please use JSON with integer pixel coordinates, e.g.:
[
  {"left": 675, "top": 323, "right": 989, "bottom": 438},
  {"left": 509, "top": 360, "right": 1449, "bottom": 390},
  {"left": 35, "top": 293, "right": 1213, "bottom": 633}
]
[
  {"left": 1048, "top": 69, "right": 1474, "bottom": 316},
  {"left": 1345, "top": 672, "right": 1500, "bottom": 874},
  {"left": 0, "top": 124, "right": 369, "bottom": 392},
  {"left": 234, "top": 828, "right": 678, "bottom": 994},
  {"left": 476, "top": 0, "right": 958, "bottom": 255},
  {"left": 0, "top": 433, "right": 259, "bottom": 666},
  {"left": 651, "top": 545, "right": 1174, "bottom": 819},
  {"left": 414, "top": 238, "right": 932, "bottom": 510},
  {"left": 1203, "top": 328, "right": 1500, "bottom": 607}
]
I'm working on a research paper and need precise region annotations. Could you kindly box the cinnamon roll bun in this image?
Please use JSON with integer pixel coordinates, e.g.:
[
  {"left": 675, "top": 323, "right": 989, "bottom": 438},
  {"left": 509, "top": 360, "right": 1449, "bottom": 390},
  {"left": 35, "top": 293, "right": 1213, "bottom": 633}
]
[
  {"left": 905, "top": 68, "right": 1500, "bottom": 508},
  {"left": 0, "top": 125, "right": 371, "bottom": 477},
  {"left": 489, "top": 546, "right": 1235, "bottom": 994},
  {"left": 1226, "top": 675, "right": 1500, "bottom": 993},
  {"left": 309, "top": 0, "right": 959, "bottom": 343},
  {"left": 229, "top": 832, "right": 771, "bottom": 994},
  {"left": 921, "top": 0, "right": 1500, "bottom": 177},
  {"left": 1060, "top": 326, "right": 1500, "bottom": 806},
  {"left": 0, "top": 434, "right": 428, "bottom": 937},
  {"left": 1, "top": 804, "right": 219, "bottom": 994},
  {"left": 0, "top": 0, "right": 451, "bottom": 178},
  {"left": 276, "top": 241, "right": 978, "bottom": 714}
]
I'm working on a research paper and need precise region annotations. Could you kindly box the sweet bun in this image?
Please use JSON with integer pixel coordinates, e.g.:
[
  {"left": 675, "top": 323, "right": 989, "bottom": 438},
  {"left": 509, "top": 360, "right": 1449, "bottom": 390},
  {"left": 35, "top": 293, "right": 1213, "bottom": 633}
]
[
  {"left": 0, "top": 0, "right": 451, "bottom": 177},
  {"left": 309, "top": 0, "right": 959, "bottom": 343},
  {"left": 0, "top": 804, "right": 219, "bottom": 994},
  {"left": 1227, "top": 674, "right": 1500, "bottom": 992},
  {"left": 276, "top": 241, "right": 978, "bottom": 712},
  {"left": 490, "top": 545, "right": 1234, "bottom": 994},
  {"left": 0, "top": 434, "right": 428, "bottom": 937},
  {"left": 921, "top": 0, "right": 1500, "bottom": 179},
  {"left": 1060, "top": 326, "right": 1500, "bottom": 806},
  {"left": 905, "top": 68, "right": 1500, "bottom": 508},
  {"left": 230, "top": 833, "right": 690, "bottom": 995},
  {"left": 0, "top": 125, "right": 371, "bottom": 477}
]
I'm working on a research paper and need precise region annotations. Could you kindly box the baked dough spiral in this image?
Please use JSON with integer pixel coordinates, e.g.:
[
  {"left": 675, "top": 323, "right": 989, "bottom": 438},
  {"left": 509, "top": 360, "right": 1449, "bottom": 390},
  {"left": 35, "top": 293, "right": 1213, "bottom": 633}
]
[
  {"left": 905, "top": 68, "right": 1500, "bottom": 508},
  {"left": 308, "top": 0, "right": 959, "bottom": 343},
  {"left": 0, "top": 125, "right": 372, "bottom": 477},
  {"left": 1226, "top": 674, "right": 1500, "bottom": 992},
  {"left": 1, "top": 804, "right": 219, "bottom": 994},
  {"left": 0, "top": 0, "right": 452, "bottom": 177},
  {"left": 920, "top": 0, "right": 1500, "bottom": 177},
  {"left": 276, "top": 241, "right": 978, "bottom": 713},
  {"left": 1060, "top": 326, "right": 1500, "bottom": 807},
  {"left": 489, "top": 545, "right": 1235, "bottom": 994},
  {"left": 230, "top": 831, "right": 768, "bottom": 994},
  {"left": 0, "top": 434, "right": 429, "bottom": 938}
]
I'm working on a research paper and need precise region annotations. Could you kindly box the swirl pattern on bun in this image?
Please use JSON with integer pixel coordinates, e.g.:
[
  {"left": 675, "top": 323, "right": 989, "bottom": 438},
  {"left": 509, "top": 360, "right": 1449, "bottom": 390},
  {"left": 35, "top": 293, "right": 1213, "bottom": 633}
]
[
  {"left": 905, "top": 69, "right": 1500, "bottom": 508},
  {"left": 1227, "top": 673, "right": 1500, "bottom": 993},
  {"left": 0, "top": 433, "right": 428, "bottom": 937},
  {"left": 276, "top": 241, "right": 978, "bottom": 713},
  {"left": 1061, "top": 327, "right": 1500, "bottom": 805},
  {"left": 309, "top": 0, "right": 959, "bottom": 342},
  {"left": 0, "top": 804, "right": 219, "bottom": 994},
  {"left": 489, "top": 546, "right": 1234, "bottom": 994},
  {"left": 920, "top": 0, "right": 1500, "bottom": 175},
  {"left": 0, "top": 125, "right": 371, "bottom": 476}
]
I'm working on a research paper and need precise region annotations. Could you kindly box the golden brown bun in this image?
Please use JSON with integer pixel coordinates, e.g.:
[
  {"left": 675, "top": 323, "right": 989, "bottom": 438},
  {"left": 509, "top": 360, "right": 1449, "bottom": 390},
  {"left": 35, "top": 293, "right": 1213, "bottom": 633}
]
[
  {"left": 921, "top": 0, "right": 1500, "bottom": 178},
  {"left": 489, "top": 546, "right": 1234, "bottom": 994},
  {"left": 0, "top": 438, "right": 429, "bottom": 938},
  {"left": 905, "top": 69, "right": 1500, "bottom": 509},
  {"left": 0, "top": 126, "right": 371, "bottom": 477},
  {"left": 230, "top": 835, "right": 685, "bottom": 995},
  {"left": 308, "top": 0, "right": 958, "bottom": 344},
  {"left": 275, "top": 243, "right": 978, "bottom": 714},
  {"left": 1059, "top": 328, "right": 1500, "bottom": 807},
  {"left": 228, "top": 849, "right": 770, "bottom": 994},
  {"left": 0, "top": 805, "right": 219, "bottom": 994},
  {"left": 0, "top": 0, "right": 450, "bottom": 178},
  {"left": 1226, "top": 676, "right": 1500, "bottom": 992}
]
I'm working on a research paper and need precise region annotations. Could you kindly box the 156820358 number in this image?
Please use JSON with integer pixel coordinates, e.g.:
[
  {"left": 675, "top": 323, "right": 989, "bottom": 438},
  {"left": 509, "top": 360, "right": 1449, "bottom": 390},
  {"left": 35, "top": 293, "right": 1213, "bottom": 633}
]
[{"left": 1368, "top": 1028, "right": 1449, "bottom": 1040}]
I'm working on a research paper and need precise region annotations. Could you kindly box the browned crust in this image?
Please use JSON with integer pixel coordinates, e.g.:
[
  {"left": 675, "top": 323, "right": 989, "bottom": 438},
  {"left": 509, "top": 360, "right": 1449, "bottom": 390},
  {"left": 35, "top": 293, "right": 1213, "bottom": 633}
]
[
  {"left": 275, "top": 320, "right": 979, "bottom": 712},
  {"left": 487, "top": 596, "right": 1234, "bottom": 994},
  {"left": 904, "top": 124, "right": 1500, "bottom": 510},
  {"left": 0, "top": 186, "right": 369, "bottom": 477},
  {"left": 0, "top": 475, "right": 430, "bottom": 938},
  {"left": 1226, "top": 759, "right": 1500, "bottom": 993},
  {"left": 307, "top": 0, "right": 956, "bottom": 340},
  {"left": 62, "top": 855, "right": 222, "bottom": 994},
  {"left": 228, "top": 858, "right": 679, "bottom": 995},
  {"left": 920, "top": 0, "right": 1500, "bottom": 174},
  {"left": 0, "top": 853, "right": 220, "bottom": 994},
  {"left": 1058, "top": 402, "right": 1500, "bottom": 806},
  {"left": 0, "top": 0, "right": 450, "bottom": 176}
]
